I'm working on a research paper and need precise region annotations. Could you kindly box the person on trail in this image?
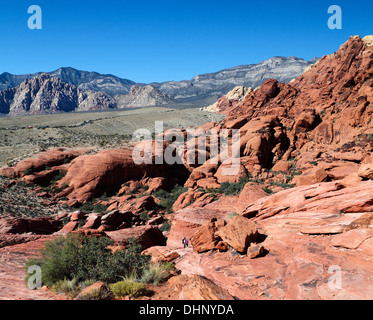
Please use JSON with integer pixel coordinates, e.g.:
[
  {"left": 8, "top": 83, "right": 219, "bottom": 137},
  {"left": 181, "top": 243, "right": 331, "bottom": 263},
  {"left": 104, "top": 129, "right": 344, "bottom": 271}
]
[
  {"left": 185, "top": 239, "right": 189, "bottom": 247},
  {"left": 182, "top": 237, "right": 187, "bottom": 248}
]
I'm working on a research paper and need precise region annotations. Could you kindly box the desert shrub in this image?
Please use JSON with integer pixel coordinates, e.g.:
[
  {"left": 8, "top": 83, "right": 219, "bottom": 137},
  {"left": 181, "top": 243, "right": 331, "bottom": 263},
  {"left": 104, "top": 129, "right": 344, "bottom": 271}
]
[
  {"left": 153, "top": 189, "right": 169, "bottom": 199},
  {"left": 75, "top": 283, "right": 113, "bottom": 301},
  {"left": 263, "top": 187, "right": 274, "bottom": 195},
  {"left": 140, "top": 262, "right": 174, "bottom": 285},
  {"left": 50, "top": 278, "right": 80, "bottom": 297},
  {"left": 208, "top": 177, "right": 251, "bottom": 196},
  {"left": 139, "top": 211, "right": 149, "bottom": 222},
  {"left": 71, "top": 237, "right": 150, "bottom": 284},
  {"left": 24, "top": 235, "right": 150, "bottom": 287},
  {"left": 227, "top": 213, "right": 239, "bottom": 219},
  {"left": 50, "top": 171, "right": 66, "bottom": 185},
  {"left": 99, "top": 192, "right": 108, "bottom": 201},
  {"left": 78, "top": 201, "right": 107, "bottom": 214},
  {"left": 154, "top": 185, "right": 188, "bottom": 213},
  {"left": 23, "top": 168, "right": 33, "bottom": 176},
  {"left": 110, "top": 279, "right": 147, "bottom": 299},
  {"left": 76, "top": 287, "right": 113, "bottom": 300},
  {"left": 269, "top": 181, "right": 296, "bottom": 189},
  {"left": 78, "top": 202, "right": 94, "bottom": 213},
  {"left": 93, "top": 203, "right": 108, "bottom": 213},
  {"left": 61, "top": 183, "right": 69, "bottom": 190},
  {"left": 159, "top": 220, "right": 171, "bottom": 232},
  {"left": 25, "top": 234, "right": 82, "bottom": 287}
]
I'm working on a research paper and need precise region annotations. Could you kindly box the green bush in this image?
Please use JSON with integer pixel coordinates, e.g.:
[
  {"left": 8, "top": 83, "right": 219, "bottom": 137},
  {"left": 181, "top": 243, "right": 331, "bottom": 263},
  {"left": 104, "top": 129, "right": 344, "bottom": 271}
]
[
  {"left": 154, "top": 185, "right": 188, "bottom": 213},
  {"left": 269, "top": 181, "right": 296, "bottom": 189},
  {"left": 23, "top": 168, "right": 34, "bottom": 176},
  {"left": 159, "top": 220, "right": 171, "bottom": 232},
  {"left": 140, "top": 262, "right": 174, "bottom": 285},
  {"left": 208, "top": 177, "right": 251, "bottom": 196},
  {"left": 25, "top": 234, "right": 82, "bottom": 287},
  {"left": 78, "top": 202, "right": 108, "bottom": 214},
  {"left": 93, "top": 203, "right": 108, "bottom": 213},
  {"left": 50, "top": 278, "right": 80, "bottom": 297},
  {"left": 76, "top": 285, "right": 113, "bottom": 301},
  {"left": 139, "top": 211, "right": 150, "bottom": 222},
  {"left": 110, "top": 279, "right": 147, "bottom": 299},
  {"left": 25, "top": 234, "right": 151, "bottom": 287},
  {"left": 263, "top": 187, "right": 274, "bottom": 195},
  {"left": 50, "top": 171, "right": 66, "bottom": 185}
]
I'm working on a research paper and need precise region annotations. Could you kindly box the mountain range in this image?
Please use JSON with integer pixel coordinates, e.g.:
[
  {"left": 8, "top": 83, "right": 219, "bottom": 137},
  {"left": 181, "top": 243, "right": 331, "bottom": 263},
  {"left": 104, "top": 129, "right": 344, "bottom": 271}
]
[
  {"left": 0, "top": 56, "right": 318, "bottom": 115},
  {"left": 0, "top": 74, "right": 174, "bottom": 116}
]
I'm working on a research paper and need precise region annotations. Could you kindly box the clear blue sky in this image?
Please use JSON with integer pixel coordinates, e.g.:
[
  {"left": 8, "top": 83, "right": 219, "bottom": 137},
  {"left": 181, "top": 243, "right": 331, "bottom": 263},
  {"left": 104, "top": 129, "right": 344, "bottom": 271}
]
[{"left": 0, "top": 0, "right": 372, "bottom": 83}]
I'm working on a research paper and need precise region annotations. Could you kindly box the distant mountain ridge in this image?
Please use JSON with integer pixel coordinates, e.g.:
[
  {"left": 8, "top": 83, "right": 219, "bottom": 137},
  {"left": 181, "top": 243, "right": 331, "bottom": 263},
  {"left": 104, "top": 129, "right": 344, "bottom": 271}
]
[
  {"left": 0, "top": 73, "right": 177, "bottom": 115},
  {"left": 0, "top": 56, "right": 318, "bottom": 108},
  {"left": 0, "top": 68, "right": 136, "bottom": 96},
  {"left": 150, "top": 56, "right": 319, "bottom": 104},
  {"left": 0, "top": 73, "right": 117, "bottom": 115}
]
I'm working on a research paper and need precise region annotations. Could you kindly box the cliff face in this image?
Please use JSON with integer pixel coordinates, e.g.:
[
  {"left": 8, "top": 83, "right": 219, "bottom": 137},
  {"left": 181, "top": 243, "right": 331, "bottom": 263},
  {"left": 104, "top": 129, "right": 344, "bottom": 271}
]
[
  {"left": 114, "top": 85, "right": 175, "bottom": 108},
  {"left": 151, "top": 56, "right": 316, "bottom": 104},
  {"left": 0, "top": 75, "right": 175, "bottom": 115},
  {"left": 0, "top": 74, "right": 116, "bottom": 115},
  {"left": 0, "top": 68, "right": 136, "bottom": 96}
]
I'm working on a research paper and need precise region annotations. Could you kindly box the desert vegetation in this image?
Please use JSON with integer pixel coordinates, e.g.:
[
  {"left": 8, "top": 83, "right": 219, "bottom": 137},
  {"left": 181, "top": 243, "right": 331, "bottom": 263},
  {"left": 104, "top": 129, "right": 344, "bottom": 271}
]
[{"left": 25, "top": 234, "right": 174, "bottom": 300}]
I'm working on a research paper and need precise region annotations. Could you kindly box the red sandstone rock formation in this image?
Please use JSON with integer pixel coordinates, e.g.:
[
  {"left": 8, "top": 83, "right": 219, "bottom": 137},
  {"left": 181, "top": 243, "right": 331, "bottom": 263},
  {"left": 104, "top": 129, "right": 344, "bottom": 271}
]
[{"left": 2, "top": 36, "right": 373, "bottom": 300}]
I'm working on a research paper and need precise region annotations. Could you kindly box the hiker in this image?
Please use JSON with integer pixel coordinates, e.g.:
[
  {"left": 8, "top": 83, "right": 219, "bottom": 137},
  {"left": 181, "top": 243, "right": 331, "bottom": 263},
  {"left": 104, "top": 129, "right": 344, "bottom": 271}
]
[
  {"left": 185, "top": 239, "right": 189, "bottom": 247},
  {"left": 182, "top": 237, "right": 187, "bottom": 248}
]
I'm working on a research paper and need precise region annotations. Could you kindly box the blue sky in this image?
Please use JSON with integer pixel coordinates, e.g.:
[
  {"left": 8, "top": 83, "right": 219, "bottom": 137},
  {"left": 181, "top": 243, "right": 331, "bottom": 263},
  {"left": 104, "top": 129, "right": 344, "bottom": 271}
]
[{"left": 0, "top": 0, "right": 372, "bottom": 83}]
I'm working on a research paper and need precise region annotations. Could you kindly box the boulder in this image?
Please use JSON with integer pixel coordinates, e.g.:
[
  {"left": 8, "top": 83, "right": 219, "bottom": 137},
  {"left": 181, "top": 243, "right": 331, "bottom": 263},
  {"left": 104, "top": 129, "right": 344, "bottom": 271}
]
[
  {"left": 167, "top": 206, "right": 229, "bottom": 248},
  {"left": 98, "top": 210, "right": 132, "bottom": 231},
  {"left": 168, "top": 275, "right": 235, "bottom": 300},
  {"left": 0, "top": 148, "right": 87, "bottom": 179},
  {"left": 215, "top": 216, "right": 258, "bottom": 253},
  {"left": 191, "top": 219, "right": 227, "bottom": 253},
  {"left": 56, "top": 221, "right": 78, "bottom": 235},
  {"left": 0, "top": 217, "right": 62, "bottom": 235},
  {"left": 75, "top": 281, "right": 111, "bottom": 300},
  {"left": 238, "top": 184, "right": 267, "bottom": 208},
  {"left": 145, "top": 177, "right": 167, "bottom": 194},
  {"left": 82, "top": 213, "right": 102, "bottom": 230},
  {"left": 56, "top": 147, "right": 189, "bottom": 203},
  {"left": 358, "top": 163, "right": 373, "bottom": 180},
  {"left": 118, "top": 196, "right": 157, "bottom": 215},
  {"left": 247, "top": 244, "right": 266, "bottom": 259},
  {"left": 142, "top": 246, "right": 180, "bottom": 264},
  {"left": 271, "top": 160, "right": 290, "bottom": 172},
  {"left": 341, "top": 172, "right": 363, "bottom": 186},
  {"left": 295, "top": 167, "right": 329, "bottom": 186},
  {"left": 106, "top": 226, "right": 166, "bottom": 249},
  {"left": 172, "top": 190, "right": 215, "bottom": 211}
]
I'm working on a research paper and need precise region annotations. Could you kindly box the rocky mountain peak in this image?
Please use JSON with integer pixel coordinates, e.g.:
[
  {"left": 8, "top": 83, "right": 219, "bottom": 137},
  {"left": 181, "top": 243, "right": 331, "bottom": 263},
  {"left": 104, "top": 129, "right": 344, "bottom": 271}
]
[
  {"left": 0, "top": 74, "right": 116, "bottom": 115},
  {"left": 114, "top": 85, "right": 175, "bottom": 108}
]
